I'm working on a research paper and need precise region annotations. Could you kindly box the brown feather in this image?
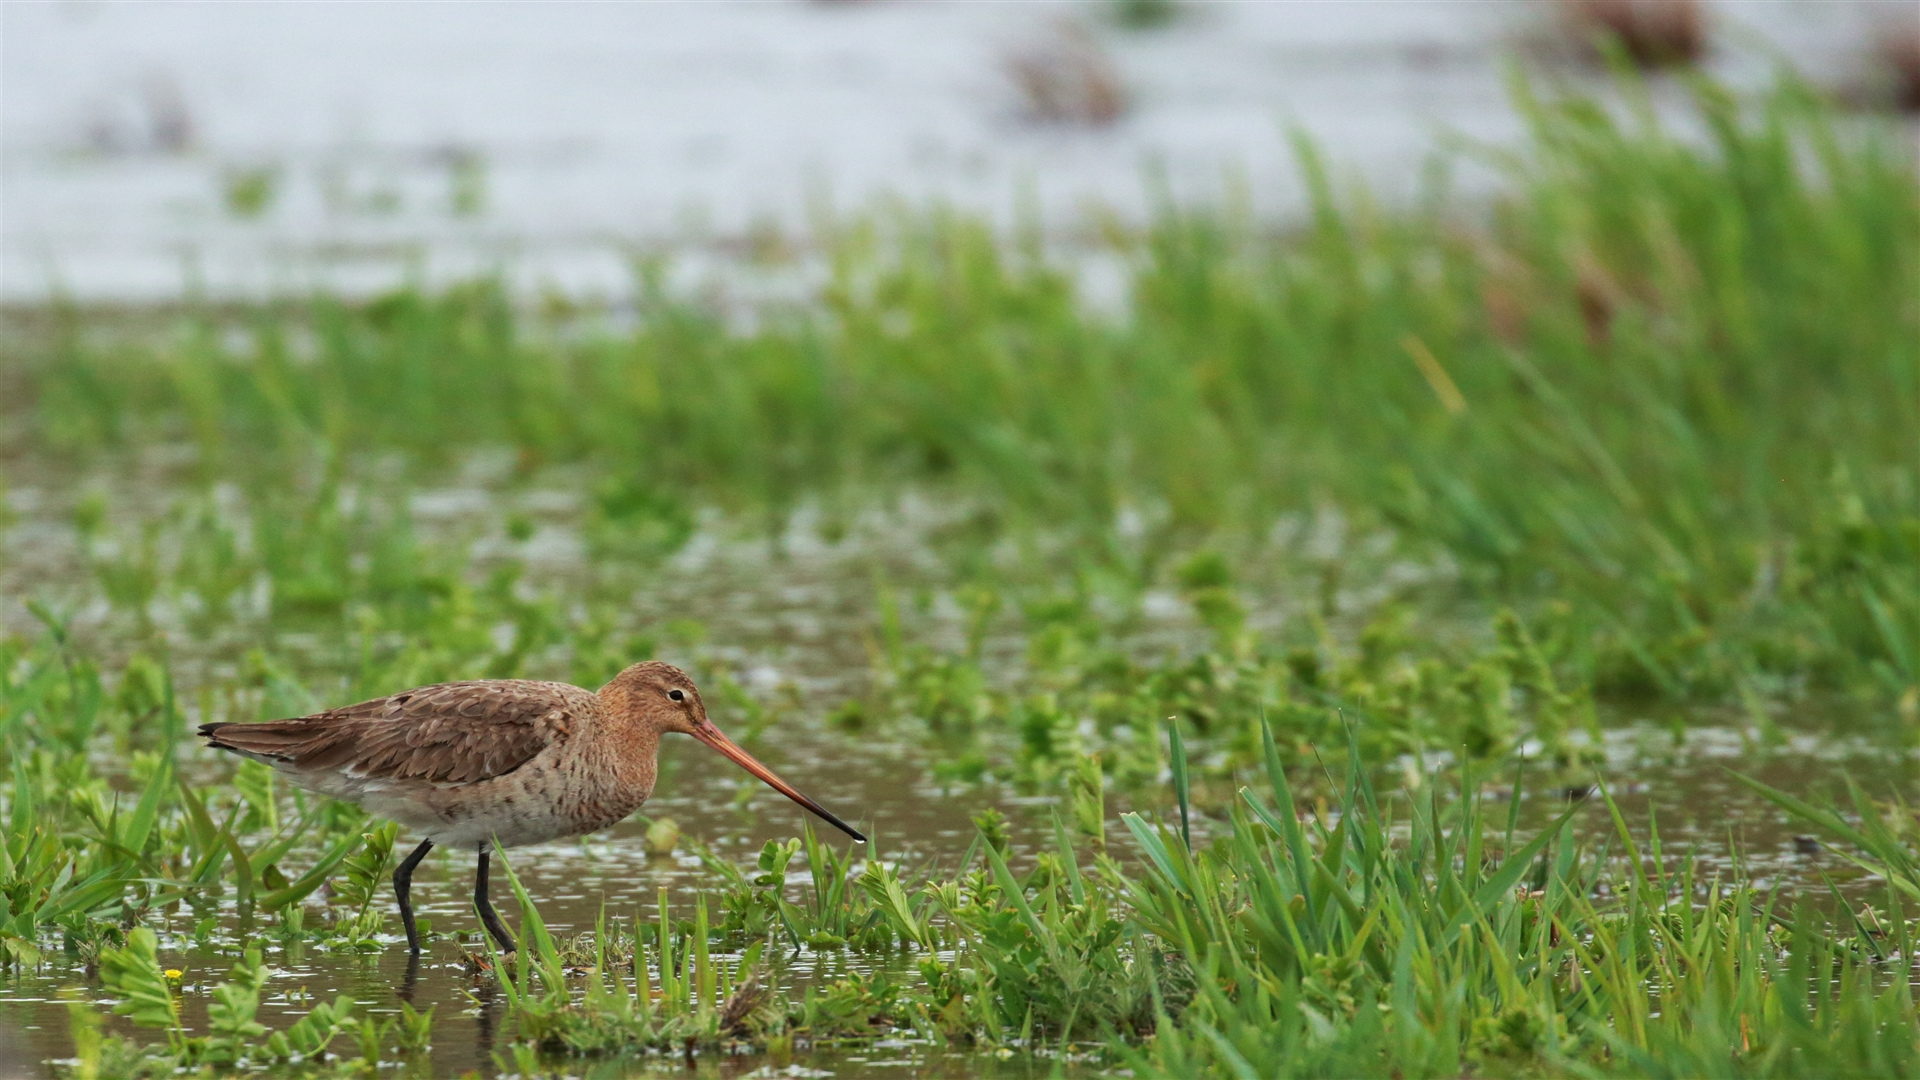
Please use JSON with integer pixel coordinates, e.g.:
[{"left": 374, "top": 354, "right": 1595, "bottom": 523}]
[{"left": 199, "top": 680, "right": 586, "bottom": 786}]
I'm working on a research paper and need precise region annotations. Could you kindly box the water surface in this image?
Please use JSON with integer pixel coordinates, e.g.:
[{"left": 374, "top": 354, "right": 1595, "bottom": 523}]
[{"left": 2, "top": 469, "right": 1915, "bottom": 1076}]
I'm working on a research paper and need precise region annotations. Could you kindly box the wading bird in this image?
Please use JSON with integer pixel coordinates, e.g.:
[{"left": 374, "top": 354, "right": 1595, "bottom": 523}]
[{"left": 199, "top": 661, "right": 865, "bottom": 953}]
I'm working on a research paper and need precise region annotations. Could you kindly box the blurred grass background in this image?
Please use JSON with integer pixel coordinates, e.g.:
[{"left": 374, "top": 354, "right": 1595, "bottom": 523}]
[{"left": 9, "top": 73, "right": 1915, "bottom": 709}]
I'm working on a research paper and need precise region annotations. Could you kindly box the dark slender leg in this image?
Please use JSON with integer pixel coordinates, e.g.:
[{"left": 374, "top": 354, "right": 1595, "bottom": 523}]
[
  {"left": 394, "top": 838, "right": 435, "bottom": 954},
  {"left": 473, "top": 850, "right": 517, "bottom": 953},
  {"left": 397, "top": 953, "right": 420, "bottom": 1002}
]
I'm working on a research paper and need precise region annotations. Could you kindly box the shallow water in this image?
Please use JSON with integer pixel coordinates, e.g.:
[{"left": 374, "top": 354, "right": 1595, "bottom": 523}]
[
  {"left": 4, "top": 465, "right": 1919, "bottom": 1075},
  {"left": 1, "top": 699, "right": 1913, "bottom": 1076},
  {"left": 2, "top": 0, "right": 1900, "bottom": 302}
]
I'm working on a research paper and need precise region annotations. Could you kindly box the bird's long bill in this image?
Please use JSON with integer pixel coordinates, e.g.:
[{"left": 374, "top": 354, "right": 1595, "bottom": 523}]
[{"left": 692, "top": 722, "right": 867, "bottom": 843}]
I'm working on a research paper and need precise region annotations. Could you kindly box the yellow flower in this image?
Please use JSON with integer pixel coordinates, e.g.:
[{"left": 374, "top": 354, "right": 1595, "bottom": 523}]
[{"left": 164, "top": 969, "right": 183, "bottom": 980}]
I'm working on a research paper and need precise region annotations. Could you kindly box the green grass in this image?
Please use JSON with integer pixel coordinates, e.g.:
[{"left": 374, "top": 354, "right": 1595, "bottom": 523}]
[
  {"left": 5, "top": 72, "right": 1914, "bottom": 790},
  {"left": 59, "top": 711, "right": 1920, "bottom": 1077},
  {"left": 9, "top": 603, "right": 1920, "bottom": 1076},
  {"left": 10, "top": 72, "right": 1917, "bottom": 712},
  {"left": 1122, "top": 723, "right": 1920, "bottom": 1077},
  {"left": 483, "top": 722, "right": 1920, "bottom": 1077}
]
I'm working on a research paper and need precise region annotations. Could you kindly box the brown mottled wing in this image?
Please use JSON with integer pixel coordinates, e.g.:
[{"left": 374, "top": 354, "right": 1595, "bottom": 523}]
[{"left": 199, "top": 680, "right": 589, "bottom": 785}]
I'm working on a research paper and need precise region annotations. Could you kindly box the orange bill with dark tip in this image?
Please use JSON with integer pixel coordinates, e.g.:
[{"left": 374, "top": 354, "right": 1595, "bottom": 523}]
[{"left": 691, "top": 722, "right": 867, "bottom": 843}]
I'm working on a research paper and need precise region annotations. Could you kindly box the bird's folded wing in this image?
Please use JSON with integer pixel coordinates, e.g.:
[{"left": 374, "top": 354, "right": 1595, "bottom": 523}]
[{"left": 201, "top": 680, "right": 586, "bottom": 785}]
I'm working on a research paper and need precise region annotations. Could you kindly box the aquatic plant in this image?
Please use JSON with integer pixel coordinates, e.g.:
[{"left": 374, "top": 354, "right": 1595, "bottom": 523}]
[
  {"left": 11, "top": 72, "right": 1915, "bottom": 717},
  {"left": 84, "top": 936, "right": 363, "bottom": 1072},
  {"left": 418, "top": 718, "right": 1920, "bottom": 1075},
  {"left": 1121, "top": 721, "right": 1920, "bottom": 1076},
  {"left": 11, "top": 600, "right": 1920, "bottom": 1076}
]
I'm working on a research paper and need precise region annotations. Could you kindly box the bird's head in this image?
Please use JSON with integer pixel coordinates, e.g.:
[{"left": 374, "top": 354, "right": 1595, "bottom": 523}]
[{"left": 604, "top": 660, "right": 866, "bottom": 843}]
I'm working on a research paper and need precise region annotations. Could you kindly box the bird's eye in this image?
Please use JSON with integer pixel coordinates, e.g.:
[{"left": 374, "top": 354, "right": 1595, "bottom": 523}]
[{"left": 668, "top": 689, "right": 685, "bottom": 702}]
